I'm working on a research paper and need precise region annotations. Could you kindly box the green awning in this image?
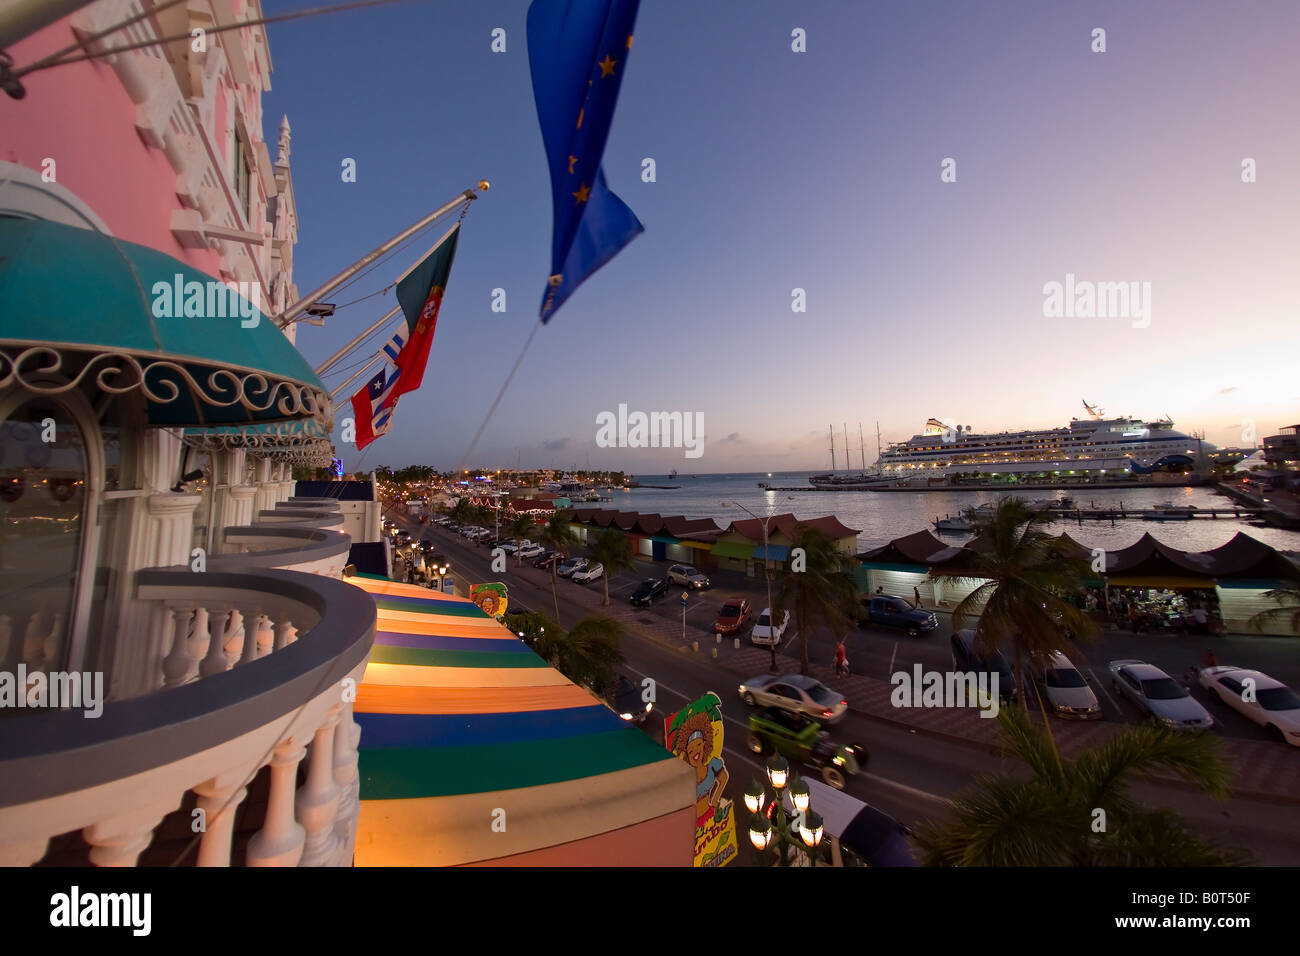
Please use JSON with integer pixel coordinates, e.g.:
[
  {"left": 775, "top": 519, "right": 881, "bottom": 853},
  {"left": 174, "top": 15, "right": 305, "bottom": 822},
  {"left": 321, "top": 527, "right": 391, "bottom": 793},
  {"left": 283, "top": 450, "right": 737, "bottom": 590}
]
[
  {"left": 711, "top": 541, "right": 755, "bottom": 560},
  {"left": 1215, "top": 579, "right": 1289, "bottom": 590},
  {"left": 651, "top": 535, "right": 678, "bottom": 545},
  {"left": 0, "top": 218, "right": 328, "bottom": 427}
]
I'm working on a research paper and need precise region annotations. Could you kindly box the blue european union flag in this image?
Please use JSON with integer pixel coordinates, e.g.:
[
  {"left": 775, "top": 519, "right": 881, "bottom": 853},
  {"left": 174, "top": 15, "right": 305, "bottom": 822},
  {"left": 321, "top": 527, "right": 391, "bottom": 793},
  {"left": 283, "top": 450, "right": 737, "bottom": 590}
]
[{"left": 527, "top": 0, "right": 644, "bottom": 323}]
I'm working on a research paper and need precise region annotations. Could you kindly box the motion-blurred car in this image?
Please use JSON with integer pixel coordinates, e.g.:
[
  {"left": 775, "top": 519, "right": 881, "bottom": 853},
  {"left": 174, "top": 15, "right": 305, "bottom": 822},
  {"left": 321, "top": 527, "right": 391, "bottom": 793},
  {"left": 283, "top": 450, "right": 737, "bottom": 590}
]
[
  {"left": 712, "top": 597, "right": 753, "bottom": 634},
  {"left": 746, "top": 707, "right": 867, "bottom": 790},
  {"left": 630, "top": 578, "right": 669, "bottom": 606},
  {"left": 1033, "top": 650, "right": 1101, "bottom": 719},
  {"left": 1109, "top": 660, "right": 1214, "bottom": 730},
  {"left": 1198, "top": 666, "right": 1300, "bottom": 746},
  {"left": 739, "top": 673, "right": 848, "bottom": 724}
]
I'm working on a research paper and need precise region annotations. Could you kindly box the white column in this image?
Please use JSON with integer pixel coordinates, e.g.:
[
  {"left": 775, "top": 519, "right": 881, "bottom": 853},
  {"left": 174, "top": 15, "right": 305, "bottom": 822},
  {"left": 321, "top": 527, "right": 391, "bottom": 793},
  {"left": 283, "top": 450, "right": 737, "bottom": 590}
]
[
  {"left": 160, "top": 603, "right": 202, "bottom": 687},
  {"left": 83, "top": 800, "right": 177, "bottom": 866},
  {"left": 246, "top": 739, "right": 306, "bottom": 866},
  {"left": 193, "top": 773, "right": 250, "bottom": 867},
  {"left": 331, "top": 699, "right": 360, "bottom": 863},
  {"left": 199, "top": 605, "right": 231, "bottom": 677},
  {"left": 227, "top": 485, "right": 256, "bottom": 533},
  {"left": 0, "top": 837, "right": 49, "bottom": 867},
  {"left": 296, "top": 708, "right": 342, "bottom": 866},
  {"left": 252, "top": 456, "right": 277, "bottom": 519}
]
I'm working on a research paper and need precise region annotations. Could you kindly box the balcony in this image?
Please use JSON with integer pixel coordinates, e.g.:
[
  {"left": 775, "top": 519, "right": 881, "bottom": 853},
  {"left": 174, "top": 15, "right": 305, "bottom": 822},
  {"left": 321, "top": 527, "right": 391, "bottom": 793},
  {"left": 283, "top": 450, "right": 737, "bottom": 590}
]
[{"left": 0, "top": 567, "right": 376, "bottom": 866}]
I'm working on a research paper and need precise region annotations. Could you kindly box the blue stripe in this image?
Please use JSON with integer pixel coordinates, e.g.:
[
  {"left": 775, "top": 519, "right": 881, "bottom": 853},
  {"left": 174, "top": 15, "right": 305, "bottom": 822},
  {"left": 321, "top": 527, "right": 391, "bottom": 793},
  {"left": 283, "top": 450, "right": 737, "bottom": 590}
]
[
  {"left": 373, "top": 630, "right": 535, "bottom": 653},
  {"left": 356, "top": 705, "right": 624, "bottom": 748}
]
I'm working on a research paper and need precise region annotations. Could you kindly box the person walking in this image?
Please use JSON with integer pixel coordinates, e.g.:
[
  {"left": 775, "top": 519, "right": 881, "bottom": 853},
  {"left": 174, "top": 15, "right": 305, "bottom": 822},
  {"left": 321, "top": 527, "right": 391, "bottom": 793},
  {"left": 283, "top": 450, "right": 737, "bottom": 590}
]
[
  {"left": 913, "top": 586, "right": 923, "bottom": 608},
  {"left": 834, "top": 640, "right": 849, "bottom": 677}
]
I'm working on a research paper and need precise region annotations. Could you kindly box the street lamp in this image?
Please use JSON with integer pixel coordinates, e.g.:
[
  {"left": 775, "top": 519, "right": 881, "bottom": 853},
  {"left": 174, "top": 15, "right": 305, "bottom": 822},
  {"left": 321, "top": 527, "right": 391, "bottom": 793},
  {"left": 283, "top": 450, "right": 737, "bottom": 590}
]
[
  {"left": 722, "top": 500, "right": 778, "bottom": 674},
  {"left": 746, "top": 756, "right": 825, "bottom": 866}
]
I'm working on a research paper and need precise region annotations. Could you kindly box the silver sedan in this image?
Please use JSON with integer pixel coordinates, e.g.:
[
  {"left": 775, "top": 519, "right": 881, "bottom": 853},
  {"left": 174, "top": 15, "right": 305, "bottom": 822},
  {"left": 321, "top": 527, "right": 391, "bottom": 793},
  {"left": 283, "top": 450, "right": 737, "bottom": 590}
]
[{"left": 738, "top": 673, "right": 847, "bottom": 725}]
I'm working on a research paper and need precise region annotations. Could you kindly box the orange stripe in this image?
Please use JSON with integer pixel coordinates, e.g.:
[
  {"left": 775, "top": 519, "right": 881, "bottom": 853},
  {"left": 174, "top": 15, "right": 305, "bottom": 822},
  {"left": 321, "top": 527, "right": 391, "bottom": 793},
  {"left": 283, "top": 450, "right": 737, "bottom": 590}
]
[
  {"left": 355, "top": 682, "right": 598, "bottom": 715},
  {"left": 374, "top": 613, "right": 512, "bottom": 637}
]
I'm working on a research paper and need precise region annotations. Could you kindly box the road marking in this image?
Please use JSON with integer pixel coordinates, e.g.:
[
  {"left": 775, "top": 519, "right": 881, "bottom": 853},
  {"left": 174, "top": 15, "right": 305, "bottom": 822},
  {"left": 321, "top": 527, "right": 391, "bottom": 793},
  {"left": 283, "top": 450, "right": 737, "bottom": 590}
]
[
  {"left": 887, "top": 641, "right": 898, "bottom": 680},
  {"left": 1090, "top": 667, "right": 1122, "bottom": 713}
]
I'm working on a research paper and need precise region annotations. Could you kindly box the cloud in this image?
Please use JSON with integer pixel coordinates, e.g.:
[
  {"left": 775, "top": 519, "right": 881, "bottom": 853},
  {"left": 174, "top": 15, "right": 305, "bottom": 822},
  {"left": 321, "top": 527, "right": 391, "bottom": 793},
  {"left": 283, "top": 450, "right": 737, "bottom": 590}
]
[
  {"left": 542, "top": 437, "right": 571, "bottom": 451},
  {"left": 1216, "top": 386, "right": 1238, "bottom": 395}
]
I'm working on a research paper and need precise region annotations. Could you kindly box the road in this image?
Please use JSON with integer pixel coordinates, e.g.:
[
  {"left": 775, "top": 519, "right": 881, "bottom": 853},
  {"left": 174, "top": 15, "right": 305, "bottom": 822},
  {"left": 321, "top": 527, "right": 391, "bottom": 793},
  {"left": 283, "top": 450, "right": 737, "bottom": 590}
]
[{"left": 390, "top": 510, "right": 1300, "bottom": 864}]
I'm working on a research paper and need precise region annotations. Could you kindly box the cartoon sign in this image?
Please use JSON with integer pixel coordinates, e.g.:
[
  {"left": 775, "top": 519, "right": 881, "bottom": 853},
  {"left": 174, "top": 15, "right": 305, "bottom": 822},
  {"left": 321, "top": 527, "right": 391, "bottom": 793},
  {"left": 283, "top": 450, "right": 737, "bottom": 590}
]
[
  {"left": 470, "top": 582, "right": 509, "bottom": 620},
  {"left": 664, "top": 692, "right": 739, "bottom": 867}
]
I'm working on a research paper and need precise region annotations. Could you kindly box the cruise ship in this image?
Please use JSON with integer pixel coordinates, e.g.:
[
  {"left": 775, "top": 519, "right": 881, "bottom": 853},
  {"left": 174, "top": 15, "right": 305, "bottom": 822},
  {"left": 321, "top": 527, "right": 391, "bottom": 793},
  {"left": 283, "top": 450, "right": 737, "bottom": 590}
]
[{"left": 874, "top": 404, "right": 1212, "bottom": 479}]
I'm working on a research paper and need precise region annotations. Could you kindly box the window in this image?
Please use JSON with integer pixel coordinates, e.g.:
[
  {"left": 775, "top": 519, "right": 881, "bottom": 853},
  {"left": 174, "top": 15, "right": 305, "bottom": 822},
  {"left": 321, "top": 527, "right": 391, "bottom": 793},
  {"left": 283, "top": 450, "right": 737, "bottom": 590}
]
[{"left": 233, "top": 126, "right": 252, "bottom": 223}]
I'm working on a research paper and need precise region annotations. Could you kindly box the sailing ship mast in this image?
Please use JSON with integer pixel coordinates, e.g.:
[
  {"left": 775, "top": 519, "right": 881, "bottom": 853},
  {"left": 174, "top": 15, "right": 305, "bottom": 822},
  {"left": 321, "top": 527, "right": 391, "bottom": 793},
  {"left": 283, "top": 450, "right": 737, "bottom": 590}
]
[
  {"left": 859, "top": 422, "right": 867, "bottom": 472},
  {"left": 828, "top": 424, "right": 836, "bottom": 473}
]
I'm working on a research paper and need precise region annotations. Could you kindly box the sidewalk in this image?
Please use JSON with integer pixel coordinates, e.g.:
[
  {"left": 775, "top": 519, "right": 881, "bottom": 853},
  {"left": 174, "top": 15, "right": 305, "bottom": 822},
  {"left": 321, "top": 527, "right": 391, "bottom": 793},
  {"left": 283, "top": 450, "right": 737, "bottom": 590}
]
[{"left": 507, "top": 564, "right": 1300, "bottom": 806}]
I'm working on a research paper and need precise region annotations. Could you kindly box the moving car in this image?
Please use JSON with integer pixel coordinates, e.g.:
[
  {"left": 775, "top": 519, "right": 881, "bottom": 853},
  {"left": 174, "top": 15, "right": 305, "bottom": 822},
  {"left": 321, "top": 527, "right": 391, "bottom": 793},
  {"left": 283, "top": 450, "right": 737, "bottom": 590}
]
[
  {"left": 950, "top": 629, "right": 1017, "bottom": 702},
  {"left": 608, "top": 674, "right": 654, "bottom": 726},
  {"left": 532, "top": 550, "right": 563, "bottom": 569},
  {"left": 779, "top": 778, "right": 917, "bottom": 867},
  {"left": 750, "top": 608, "right": 791, "bottom": 647},
  {"left": 712, "top": 597, "right": 753, "bottom": 634},
  {"left": 571, "top": 562, "right": 604, "bottom": 583},
  {"left": 667, "top": 564, "right": 711, "bottom": 589},
  {"left": 556, "top": 557, "right": 588, "bottom": 578},
  {"left": 1108, "top": 660, "right": 1214, "bottom": 730},
  {"left": 516, "top": 544, "right": 545, "bottom": 560},
  {"left": 746, "top": 707, "right": 868, "bottom": 790},
  {"left": 1032, "top": 650, "right": 1101, "bottom": 719},
  {"left": 630, "top": 578, "right": 669, "bottom": 606},
  {"left": 1198, "top": 666, "right": 1300, "bottom": 746},
  {"left": 738, "top": 673, "right": 848, "bottom": 724},
  {"left": 860, "top": 595, "right": 939, "bottom": 638}
]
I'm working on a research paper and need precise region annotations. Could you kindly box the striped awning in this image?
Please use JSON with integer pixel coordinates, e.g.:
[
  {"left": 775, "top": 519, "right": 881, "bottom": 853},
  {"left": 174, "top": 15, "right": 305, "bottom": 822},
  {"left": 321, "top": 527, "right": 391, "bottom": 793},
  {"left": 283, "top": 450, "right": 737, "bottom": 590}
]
[
  {"left": 347, "top": 575, "right": 693, "bottom": 865},
  {"left": 711, "top": 541, "right": 755, "bottom": 560}
]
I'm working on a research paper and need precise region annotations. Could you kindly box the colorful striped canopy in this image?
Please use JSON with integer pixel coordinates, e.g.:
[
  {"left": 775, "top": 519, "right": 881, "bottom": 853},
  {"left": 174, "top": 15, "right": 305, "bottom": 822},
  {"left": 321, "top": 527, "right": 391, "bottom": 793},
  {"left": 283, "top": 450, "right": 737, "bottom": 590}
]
[{"left": 348, "top": 575, "right": 694, "bottom": 865}]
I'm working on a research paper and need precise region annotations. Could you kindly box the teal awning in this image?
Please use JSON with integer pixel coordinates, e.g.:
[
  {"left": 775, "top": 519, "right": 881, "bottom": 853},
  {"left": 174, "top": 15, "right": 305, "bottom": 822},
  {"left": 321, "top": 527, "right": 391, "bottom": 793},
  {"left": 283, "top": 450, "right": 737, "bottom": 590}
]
[
  {"left": 651, "top": 535, "right": 679, "bottom": 545},
  {"left": 712, "top": 541, "right": 755, "bottom": 560},
  {"left": 752, "top": 544, "right": 791, "bottom": 561},
  {"left": 0, "top": 218, "right": 327, "bottom": 427},
  {"left": 1216, "top": 579, "right": 1289, "bottom": 590}
]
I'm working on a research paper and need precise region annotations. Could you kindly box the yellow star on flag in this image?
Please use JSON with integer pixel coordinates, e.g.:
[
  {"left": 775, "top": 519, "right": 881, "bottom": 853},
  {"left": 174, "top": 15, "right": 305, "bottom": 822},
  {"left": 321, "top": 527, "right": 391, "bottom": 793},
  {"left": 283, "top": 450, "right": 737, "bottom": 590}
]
[
  {"left": 568, "top": 155, "right": 578, "bottom": 174},
  {"left": 572, "top": 183, "right": 591, "bottom": 204},
  {"left": 576, "top": 107, "right": 584, "bottom": 129},
  {"left": 627, "top": 34, "right": 633, "bottom": 49},
  {"left": 598, "top": 54, "right": 617, "bottom": 77}
]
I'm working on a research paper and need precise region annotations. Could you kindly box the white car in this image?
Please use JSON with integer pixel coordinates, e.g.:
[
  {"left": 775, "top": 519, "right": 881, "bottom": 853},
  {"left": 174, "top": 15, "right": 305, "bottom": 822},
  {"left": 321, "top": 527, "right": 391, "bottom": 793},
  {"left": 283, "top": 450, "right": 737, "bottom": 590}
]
[
  {"left": 516, "top": 544, "right": 544, "bottom": 560},
  {"left": 1198, "top": 666, "right": 1300, "bottom": 746},
  {"left": 750, "top": 608, "right": 791, "bottom": 647},
  {"left": 1034, "top": 650, "right": 1101, "bottom": 720},
  {"left": 498, "top": 538, "right": 521, "bottom": 554},
  {"left": 572, "top": 562, "right": 604, "bottom": 583},
  {"left": 1109, "top": 660, "right": 1214, "bottom": 731},
  {"left": 667, "top": 564, "right": 710, "bottom": 589}
]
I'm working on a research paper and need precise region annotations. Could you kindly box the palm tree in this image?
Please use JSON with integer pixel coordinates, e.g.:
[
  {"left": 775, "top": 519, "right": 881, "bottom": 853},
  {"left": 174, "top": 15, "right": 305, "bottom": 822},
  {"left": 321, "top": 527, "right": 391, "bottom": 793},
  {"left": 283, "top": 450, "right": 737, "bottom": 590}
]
[
  {"left": 929, "top": 497, "right": 1096, "bottom": 699},
  {"left": 912, "top": 706, "right": 1248, "bottom": 866},
  {"left": 536, "top": 510, "right": 579, "bottom": 621},
  {"left": 449, "top": 497, "right": 475, "bottom": 526},
  {"left": 773, "top": 524, "right": 859, "bottom": 675},
  {"left": 506, "top": 512, "right": 537, "bottom": 567},
  {"left": 1247, "top": 584, "right": 1300, "bottom": 636},
  {"left": 502, "top": 609, "right": 556, "bottom": 647},
  {"left": 534, "top": 616, "right": 625, "bottom": 697},
  {"left": 590, "top": 528, "right": 636, "bottom": 606}
]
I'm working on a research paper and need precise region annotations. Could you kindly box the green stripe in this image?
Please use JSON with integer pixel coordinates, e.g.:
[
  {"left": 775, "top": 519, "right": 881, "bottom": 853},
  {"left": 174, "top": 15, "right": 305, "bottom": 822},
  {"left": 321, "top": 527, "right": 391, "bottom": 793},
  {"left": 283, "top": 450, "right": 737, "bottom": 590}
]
[
  {"left": 374, "top": 596, "right": 488, "bottom": 617},
  {"left": 359, "top": 729, "right": 676, "bottom": 799},
  {"left": 712, "top": 541, "right": 754, "bottom": 559},
  {"left": 367, "top": 644, "right": 548, "bottom": 669}
]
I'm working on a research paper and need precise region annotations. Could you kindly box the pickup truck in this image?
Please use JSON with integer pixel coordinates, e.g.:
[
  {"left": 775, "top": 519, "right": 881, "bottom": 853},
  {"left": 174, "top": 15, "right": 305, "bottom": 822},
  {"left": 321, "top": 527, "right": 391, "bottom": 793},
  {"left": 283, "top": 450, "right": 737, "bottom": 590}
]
[
  {"left": 860, "top": 595, "right": 938, "bottom": 638},
  {"left": 750, "top": 608, "right": 791, "bottom": 647}
]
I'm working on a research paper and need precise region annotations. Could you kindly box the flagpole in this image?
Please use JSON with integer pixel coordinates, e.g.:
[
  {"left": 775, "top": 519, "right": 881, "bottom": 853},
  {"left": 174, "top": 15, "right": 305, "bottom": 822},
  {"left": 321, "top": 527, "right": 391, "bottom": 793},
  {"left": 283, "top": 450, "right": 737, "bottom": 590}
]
[
  {"left": 314, "top": 305, "right": 401, "bottom": 376},
  {"left": 329, "top": 353, "right": 385, "bottom": 401},
  {"left": 277, "top": 180, "right": 488, "bottom": 329}
]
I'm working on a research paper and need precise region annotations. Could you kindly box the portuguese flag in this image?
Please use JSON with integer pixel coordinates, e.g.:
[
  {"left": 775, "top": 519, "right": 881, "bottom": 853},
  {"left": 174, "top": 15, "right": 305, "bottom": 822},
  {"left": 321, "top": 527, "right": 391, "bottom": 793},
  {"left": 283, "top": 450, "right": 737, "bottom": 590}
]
[{"left": 382, "top": 223, "right": 460, "bottom": 411}]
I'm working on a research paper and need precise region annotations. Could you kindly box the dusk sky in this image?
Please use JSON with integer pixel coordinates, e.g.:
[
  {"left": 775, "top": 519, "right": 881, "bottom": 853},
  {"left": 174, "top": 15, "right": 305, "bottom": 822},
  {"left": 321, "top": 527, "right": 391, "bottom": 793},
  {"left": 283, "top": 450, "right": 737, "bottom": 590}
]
[{"left": 265, "top": 0, "right": 1300, "bottom": 473}]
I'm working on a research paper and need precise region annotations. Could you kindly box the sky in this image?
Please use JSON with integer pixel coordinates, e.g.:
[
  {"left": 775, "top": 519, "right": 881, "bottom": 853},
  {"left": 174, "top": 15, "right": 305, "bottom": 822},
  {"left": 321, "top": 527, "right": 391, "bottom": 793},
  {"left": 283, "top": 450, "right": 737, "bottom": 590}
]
[{"left": 263, "top": 0, "right": 1300, "bottom": 473}]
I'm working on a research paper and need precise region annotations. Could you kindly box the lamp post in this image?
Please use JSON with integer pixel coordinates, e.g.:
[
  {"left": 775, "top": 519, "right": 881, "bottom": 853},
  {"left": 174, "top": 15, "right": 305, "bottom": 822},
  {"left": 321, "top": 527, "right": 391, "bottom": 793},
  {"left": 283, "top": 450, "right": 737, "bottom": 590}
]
[
  {"left": 744, "top": 757, "right": 825, "bottom": 867},
  {"left": 722, "top": 500, "right": 777, "bottom": 674}
]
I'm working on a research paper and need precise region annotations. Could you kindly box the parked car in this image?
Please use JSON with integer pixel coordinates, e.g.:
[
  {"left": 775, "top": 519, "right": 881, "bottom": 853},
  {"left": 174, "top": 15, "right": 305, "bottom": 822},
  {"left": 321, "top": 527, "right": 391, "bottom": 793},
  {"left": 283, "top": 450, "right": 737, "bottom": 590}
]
[
  {"left": 516, "top": 544, "right": 545, "bottom": 560},
  {"left": 949, "top": 629, "right": 1017, "bottom": 702},
  {"left": 532, "top": 550, "right": 563, "bottom": 570},
  {"left": 630, "top": 578, "right": 669, "bottom": 606},
  {"left": 667, "top": 564, "right": 711, "bottom": 589},
  {"left": 608, "top": 674, "right": 653, "bottom": 726},
  {"left": 750, "top": 608, "right": 791, "bottom": 647},
  {"left": 1109, "top": 660, "right": 1214, "bottom": 730},
  {"left": 1032, "top": 650, "right": 1101, "bottom": 719},
  {"left": 498, "top": 538, "right": 520, "bottom": 554},
  {"left": 780, "top": 778, "right": 917, "bottom": 867},
  {"left": 712, "top": 597, "right": 753, "bottom": 634},
  {"left": 572, "top": 562, "right": 604, "bottom": 583},
  {"left": 746, "top": 707, "right": 868, "bottom": 790},
  {"left": 1198, "top": 666, "right": 1300, "bottom": 746},
  {"left": 860, "top": 595, "right": 939, "bottom": 638},
  {"left": 556, "top": 557, "right": 588, "bottom": 579},
  {"left": 738, "top": 673, "right": 848, "bottom": 724}
]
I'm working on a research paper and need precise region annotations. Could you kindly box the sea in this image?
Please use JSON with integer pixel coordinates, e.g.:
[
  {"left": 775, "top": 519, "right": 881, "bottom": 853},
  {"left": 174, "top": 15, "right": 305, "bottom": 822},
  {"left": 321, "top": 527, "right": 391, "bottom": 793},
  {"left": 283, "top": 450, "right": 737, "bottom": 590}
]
[{"left": 601, "top": 472, "right": 1300, "bottom": 554}]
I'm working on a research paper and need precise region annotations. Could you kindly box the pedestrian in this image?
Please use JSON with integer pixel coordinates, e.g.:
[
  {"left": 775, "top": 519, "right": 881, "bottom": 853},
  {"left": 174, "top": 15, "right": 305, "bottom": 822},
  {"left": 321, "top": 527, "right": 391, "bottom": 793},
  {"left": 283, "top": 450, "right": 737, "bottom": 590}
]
[
  {"left": 1202, "top": 648, "right": 1218, "bottom": 668},
  {"left": 875, "top": 586, "right": 883, "bottom": 595},
  {"left": 834, "top": 640, "right": 848, "bottom": 677},
  {"left": 1128, "top": 606, "right": 1142, "bottom": 634},
  {"left": 1191, "top": 606, "right": 1209, "bottom": 634},
  {"left": 913, "top": 586, "right": 922, "bottom": 608}
]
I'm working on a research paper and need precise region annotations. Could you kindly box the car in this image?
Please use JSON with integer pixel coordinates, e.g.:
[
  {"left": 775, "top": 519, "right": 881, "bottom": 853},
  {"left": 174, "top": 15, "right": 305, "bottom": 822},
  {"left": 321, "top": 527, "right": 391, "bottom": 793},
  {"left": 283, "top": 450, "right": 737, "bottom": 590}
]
[
  {"left": 556, "top": 557, "right": 588, "bottom": 578},
  {"left": 666, "top": 564, "right": 710, "bottom": 589},
  {"left": 608, "top": 674, "right": 653, "bottom": 725},
  {"left": 516, "top": 544, "right": 545, "bottom": 560},
  {"left": 750, "top": 608, "right": 791, "bottom": 647},
  {"left": 445, "top": 522, "right": 461, "bottom": 533},
  {"left": 572, "top": 562, "right": 604, "bottom": 583},
  {"left": 630, "top": 578, "right": 669, "bottom": 606},
  {"left": 779, "top": 778, "right": 917, "bottom": 867},
  {"left": 479, "top": 532, "right": 500, "bottom": 546},
  {"left": 1032, "top": 650, "right": 1101, "bottom": 719},
  {"left": 950, "top": 630, "right": 1017, "bottom": 702},
  {"left": 498, "top": 539, "right": 521, "bottom": 554},
  {"left": 746, "top": 707, "right": 868, "bottom": 790},
  {"left": 712, "top": 597, "right": 753, "bottom": 634},
  {"left": 1198, "top": 666, "right": 1300, "bottom": 746},
  {"left": 860, "top": 595, "right": 939, "bottom": 638},
  {"left": 1108, "top": 660, "right": 1214, "bottom": 730},
  {"left": 532, "top": 550, "right": 563, "bottom": 569},
  {"left": 738, "top": 673, "right": 848, "bottom": 724}
]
